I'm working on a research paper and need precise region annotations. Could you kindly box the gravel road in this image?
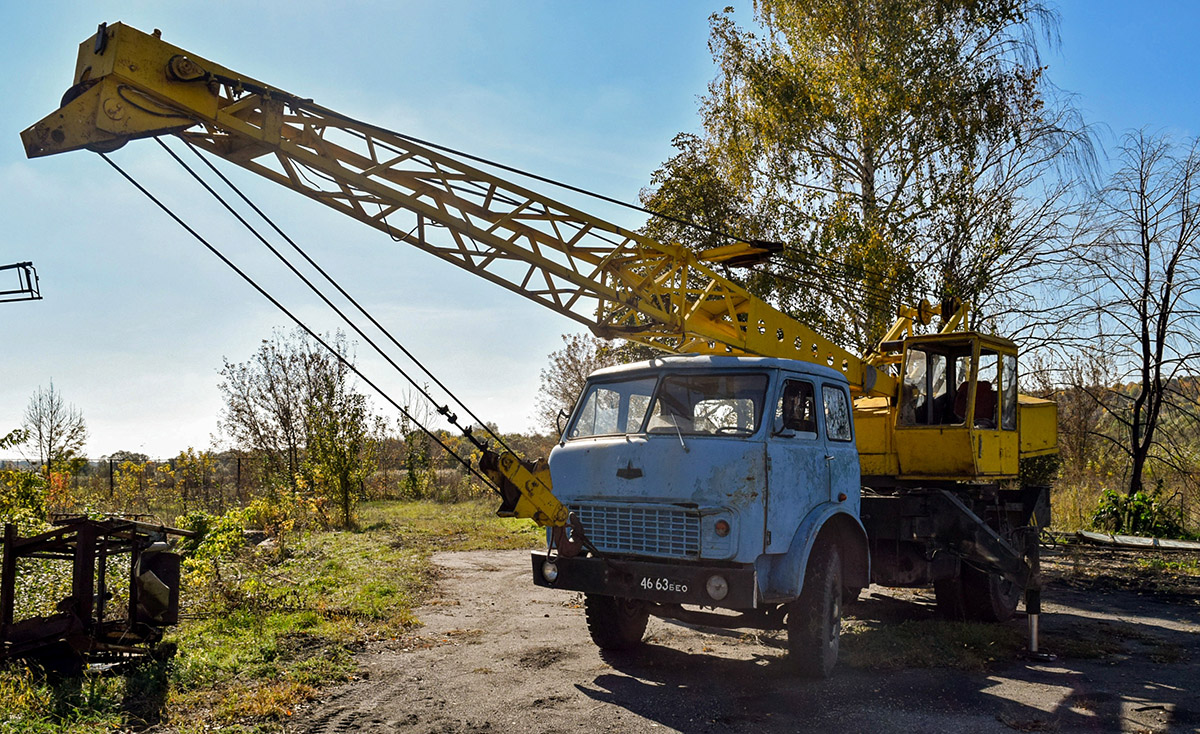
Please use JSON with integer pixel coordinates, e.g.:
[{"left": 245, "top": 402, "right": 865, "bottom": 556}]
[{"left": 293, "top": 548, "right": 1200, "bottom": 734}]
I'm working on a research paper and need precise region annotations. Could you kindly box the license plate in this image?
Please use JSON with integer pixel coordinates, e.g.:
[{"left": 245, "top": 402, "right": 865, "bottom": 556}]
[{"left": 640, "top": 576, "right": 688, "bottom": 594}]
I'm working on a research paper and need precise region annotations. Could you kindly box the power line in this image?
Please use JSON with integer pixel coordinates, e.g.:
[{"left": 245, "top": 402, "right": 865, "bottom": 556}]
[{"left": 770, "top": 258, "right": 903, "bottom": 306}]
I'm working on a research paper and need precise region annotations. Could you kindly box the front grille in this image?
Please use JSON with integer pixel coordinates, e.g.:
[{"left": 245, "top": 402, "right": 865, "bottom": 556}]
[{"left": 570, "top": 503, "right": 700, "bottom": 559}]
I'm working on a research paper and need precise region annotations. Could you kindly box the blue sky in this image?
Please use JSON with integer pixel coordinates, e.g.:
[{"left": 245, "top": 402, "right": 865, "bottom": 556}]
[{"left": 1, "top": 1, "right": 1197, "bottom": 457}]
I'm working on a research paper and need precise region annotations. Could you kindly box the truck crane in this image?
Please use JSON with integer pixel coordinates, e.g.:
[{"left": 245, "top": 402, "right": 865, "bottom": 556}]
[{"left": 24, "top": 22, "right": 1056, "bottom": 677}]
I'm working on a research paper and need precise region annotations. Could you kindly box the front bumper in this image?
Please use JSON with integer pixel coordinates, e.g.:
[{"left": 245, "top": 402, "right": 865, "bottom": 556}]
[{"left": 531, "top": 551, "right": 758, "bottom": 609}]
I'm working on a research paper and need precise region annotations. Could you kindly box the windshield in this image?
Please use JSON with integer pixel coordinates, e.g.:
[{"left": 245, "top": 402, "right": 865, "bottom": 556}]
[
  {"left": 568, "top": 372, "right": 769, "bottom": 439},
  {"left": 568, "top": 376, "right": 656, "bottom": 439}
]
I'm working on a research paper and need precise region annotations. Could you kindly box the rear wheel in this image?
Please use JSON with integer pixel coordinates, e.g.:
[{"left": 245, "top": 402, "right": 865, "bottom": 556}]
[
  {"left": 583, "top": 594, "right": 648, "bottom": 650},
  {"left": 961, "top": 566, "right": 1023, "bottom": 622},
  {"left": 787, "top": 543, "right": 842, "bottom": 678},
  {"left": 935, "top": 569, "right": 1022, "bottom": 622}
]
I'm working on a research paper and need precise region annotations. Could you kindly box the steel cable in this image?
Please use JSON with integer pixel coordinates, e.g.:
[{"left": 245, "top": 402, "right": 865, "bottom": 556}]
[
  {"left": 167, "top": 138, "right": 520, "bottom": 457},
  {"left": 99, "top": 151, "right": 502, "bottom": 494}
]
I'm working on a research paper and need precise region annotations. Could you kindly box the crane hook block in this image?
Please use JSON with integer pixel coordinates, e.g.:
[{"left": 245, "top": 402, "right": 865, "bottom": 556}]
[{"left": 480, "top": 448, "right": 568, "bottom": 528}]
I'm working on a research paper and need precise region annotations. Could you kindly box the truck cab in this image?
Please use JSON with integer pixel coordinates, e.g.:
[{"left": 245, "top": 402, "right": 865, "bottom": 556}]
[{"left": 531, "top": 355, "right": 870, "bottom": 677}]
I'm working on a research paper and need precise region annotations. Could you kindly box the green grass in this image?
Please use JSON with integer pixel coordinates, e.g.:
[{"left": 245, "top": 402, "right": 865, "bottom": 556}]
[
  {"left": 0, "top": 498, "right": 542, "bottom": 732},
  {"left": 1136, "top": 556, "right": 1200, "bottom": 574}
]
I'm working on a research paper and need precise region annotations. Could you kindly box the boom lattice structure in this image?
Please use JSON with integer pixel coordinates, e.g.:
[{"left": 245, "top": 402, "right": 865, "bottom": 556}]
[{"left": 23, "top": 22, "right": 887, "bottom": 397}]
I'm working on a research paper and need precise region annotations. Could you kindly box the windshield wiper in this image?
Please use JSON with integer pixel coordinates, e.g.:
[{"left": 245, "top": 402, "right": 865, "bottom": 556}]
[{"left": 673, "top": 420, "right": 690, "bottom": 453}]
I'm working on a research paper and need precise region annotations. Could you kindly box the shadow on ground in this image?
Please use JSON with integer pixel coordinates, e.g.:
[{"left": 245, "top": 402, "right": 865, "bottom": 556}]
[{"left": 575, "top": 577, "right": 1199, "bottom": 733}]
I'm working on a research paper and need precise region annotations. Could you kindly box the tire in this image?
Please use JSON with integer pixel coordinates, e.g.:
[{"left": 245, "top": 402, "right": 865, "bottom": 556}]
[
  {"left": 787, "top": 543, "right": 842, "bottom": 678},
  {"left": 583, "top": 594, "right": 648, "bottom": 651},
  {"left": 961, "top": 566, "right": 1023, "bottom": 622}
]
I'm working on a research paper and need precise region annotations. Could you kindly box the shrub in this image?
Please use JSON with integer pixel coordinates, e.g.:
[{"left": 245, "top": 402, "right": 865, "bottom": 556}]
[{"left": 1091, "top": 486, "right": 1192, "bottom": 539}]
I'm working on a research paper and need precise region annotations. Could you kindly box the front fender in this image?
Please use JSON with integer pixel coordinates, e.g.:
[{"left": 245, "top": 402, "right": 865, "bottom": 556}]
[{"left": 760, "top": 502, "right": 869, "bottom": 602}]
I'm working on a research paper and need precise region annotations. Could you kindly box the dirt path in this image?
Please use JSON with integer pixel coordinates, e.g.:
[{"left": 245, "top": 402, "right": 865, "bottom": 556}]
[{"left": 292, "top": 548, "right": 1200, "bottom": 733}]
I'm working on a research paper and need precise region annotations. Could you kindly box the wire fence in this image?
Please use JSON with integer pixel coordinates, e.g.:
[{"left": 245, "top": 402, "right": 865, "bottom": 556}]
[
  {"left": 0, "top": 456, "right": 271, "bottom": 521},
  {"left": 0, "top": 449, "right": 489, "bottom": 523}
]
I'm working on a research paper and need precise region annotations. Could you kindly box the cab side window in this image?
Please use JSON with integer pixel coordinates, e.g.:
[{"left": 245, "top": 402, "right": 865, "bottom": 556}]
[
  {"left": 776, "top": 380, "right": 818, "bottom": 435},
  {"left": 822, "top": 385, "right": 853, "bottom": 441}
]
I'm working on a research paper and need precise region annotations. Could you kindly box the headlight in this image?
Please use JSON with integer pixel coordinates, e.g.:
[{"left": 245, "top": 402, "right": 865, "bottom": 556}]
[
  {"left": 714, "top": 519, "right": 731, "bottom": 537},
  {"left": 541, "top": 559, "right": 559, "bottom": 583},
  {"left": 705, "top": 574, "right": 729, "bottom": 601}
]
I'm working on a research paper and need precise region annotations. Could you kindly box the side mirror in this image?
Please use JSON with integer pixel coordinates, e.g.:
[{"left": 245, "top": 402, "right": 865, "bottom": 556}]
[{"left": 556, "top": 408, "right": 569, "bottom": 437}]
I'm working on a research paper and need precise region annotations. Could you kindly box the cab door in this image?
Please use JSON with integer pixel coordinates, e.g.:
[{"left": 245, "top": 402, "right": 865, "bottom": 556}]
[
  {"left": 820, "top": 382, "right": 860, "bottom": 512},
  {"left": 765, "top": 378, "right": 828, "bottom": 554}
]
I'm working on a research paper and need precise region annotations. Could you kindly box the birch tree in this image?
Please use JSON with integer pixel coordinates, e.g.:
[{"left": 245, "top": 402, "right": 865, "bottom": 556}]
[{"left": 1059, "top": 132, "right": 1200, "bottom": 495}]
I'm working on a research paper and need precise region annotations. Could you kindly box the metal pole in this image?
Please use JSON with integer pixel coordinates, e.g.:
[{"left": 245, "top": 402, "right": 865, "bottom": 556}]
[
  {"left": 1, "top": 524, "right": 16, "bottom": 641},
  {"left": 1025, "top": 530, "right": 1052, "bottom": 660},
  {"left": 73, "top": 523, "right": 96, "bottom": 634},
  {"left": 96, "top": 537, "right": 107, "bottom": 627}
]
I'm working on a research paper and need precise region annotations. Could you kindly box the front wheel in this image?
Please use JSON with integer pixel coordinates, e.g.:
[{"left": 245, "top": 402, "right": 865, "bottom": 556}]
[
  {"left": 584, "top": 594, "right": 648, "bottom": 651},
  {"left": 787, "top": 543, "right": 842, "bottom": 678}
]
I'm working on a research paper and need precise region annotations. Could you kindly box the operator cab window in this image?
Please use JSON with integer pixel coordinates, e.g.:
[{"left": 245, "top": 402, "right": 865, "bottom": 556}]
[
  {"left": 899, "top": 341, "right": 1017, "bottom": 429},
  {"left": 1001, "top": 354, "right": 1018, "bottom": 431},
  {"left": 969, "top": 350, "right": 1000, "bottom": 429},
  {"left": 774, "top": 380, "right": 818, "bottom": 438},
  {"left": 900, "top": 349, "right": 952, "bottom": 425},
  {"left": 900, "top": 343, "right": 971, "bottom": 426}
]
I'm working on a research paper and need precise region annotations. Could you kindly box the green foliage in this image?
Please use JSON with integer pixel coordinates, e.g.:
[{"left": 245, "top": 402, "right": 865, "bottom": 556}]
[
  {"left": 176, "top": 507, "right": 250, "bottom": 605},
  {"left": 21, "top": 381, "right": 88, "bottom": 478},
  {"left": 302, "top": 371, "right": 380, "bottom": 527},
  {"left": 1137, "top": 556, "right": 1200, "bottom": 574},
  {"left": 1018, "top": 453, "right": 1060, "bottom": 487},
  {"left": 399, "top": 422, "right": 433, "bottom": 500},
  {"left": 1, "top": 429, "right": 50, "bottom": 535},
  {"left": 108, "top": 459, "right": 172, "bottom": 515},
  {"left": 172, "top": 447, "right": 220, "bottom": 511},
  {"left": 219, "top": 328, "right": 380, "bottom": 527},
  {"left": 1091, "top": 487, "right": 1193, "bottom": 540},
  {"left": 0, "top": 468, "right": 48, "bottom": 535},
  {"left": 644, "top": 0, "right": 1087, "bottom": 350},
  {"left": 0, "top": 666, "right": 127, "bottom": 733}
]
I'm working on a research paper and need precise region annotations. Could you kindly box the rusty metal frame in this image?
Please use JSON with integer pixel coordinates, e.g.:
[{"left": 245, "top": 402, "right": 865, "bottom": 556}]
[{"left": 0, "top": 517, "right": 194, "bottom": 669}]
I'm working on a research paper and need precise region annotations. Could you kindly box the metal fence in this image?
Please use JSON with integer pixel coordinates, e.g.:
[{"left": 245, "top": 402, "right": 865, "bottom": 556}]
[{"left": 46, "top": 456, "right": 271, "bottom": 517}]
